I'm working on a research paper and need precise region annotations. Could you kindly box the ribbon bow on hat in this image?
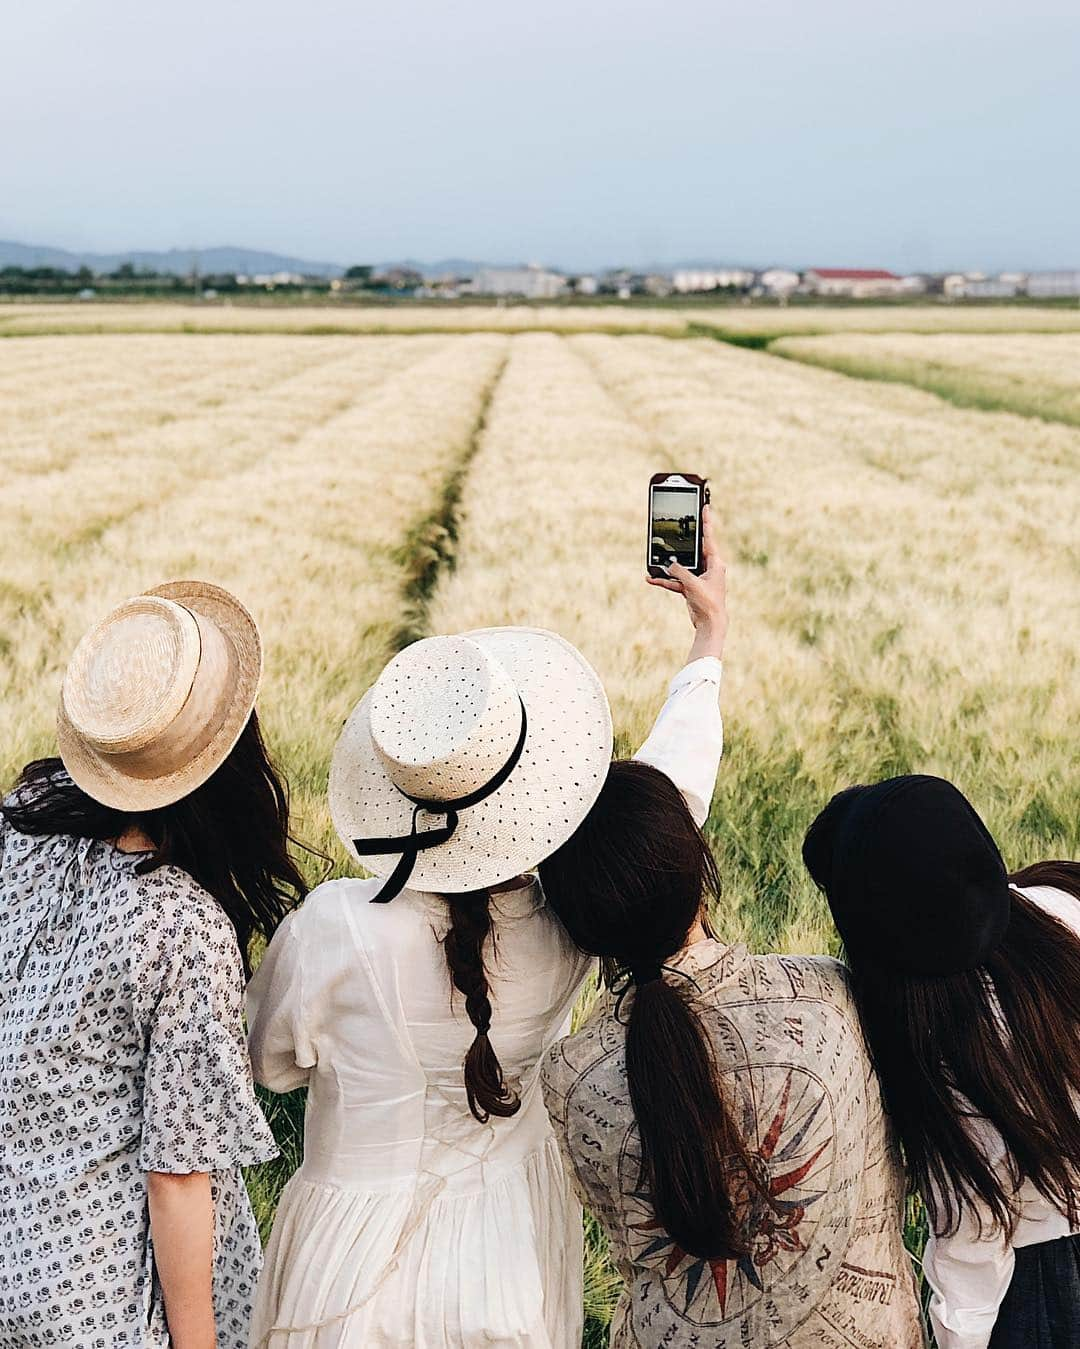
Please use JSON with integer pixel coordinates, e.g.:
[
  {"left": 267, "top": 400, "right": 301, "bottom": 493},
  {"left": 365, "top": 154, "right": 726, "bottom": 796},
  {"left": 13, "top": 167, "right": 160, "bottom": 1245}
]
[{"left": 329, "top": 629, "right": 614, "bottom": 902}]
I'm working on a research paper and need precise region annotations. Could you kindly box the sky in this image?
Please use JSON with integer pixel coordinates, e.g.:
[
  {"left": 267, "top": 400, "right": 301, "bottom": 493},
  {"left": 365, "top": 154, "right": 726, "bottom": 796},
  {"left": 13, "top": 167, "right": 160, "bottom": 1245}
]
[{"left": 2, "top": 0, "right": 1078, "bottom": 272}]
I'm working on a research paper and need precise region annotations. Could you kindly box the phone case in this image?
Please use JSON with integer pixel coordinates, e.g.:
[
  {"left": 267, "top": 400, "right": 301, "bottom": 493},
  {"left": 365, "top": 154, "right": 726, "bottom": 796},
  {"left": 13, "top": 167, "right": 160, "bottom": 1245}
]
[{"left": 647, "top": 473, "right": 709, "bottom": 577}]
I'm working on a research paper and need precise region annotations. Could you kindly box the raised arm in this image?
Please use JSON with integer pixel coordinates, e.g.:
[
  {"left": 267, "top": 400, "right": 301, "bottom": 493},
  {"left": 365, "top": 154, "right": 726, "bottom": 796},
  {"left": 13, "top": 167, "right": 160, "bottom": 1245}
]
[{"left": 634, "top": 505, "right": 727, "bottom": 827}]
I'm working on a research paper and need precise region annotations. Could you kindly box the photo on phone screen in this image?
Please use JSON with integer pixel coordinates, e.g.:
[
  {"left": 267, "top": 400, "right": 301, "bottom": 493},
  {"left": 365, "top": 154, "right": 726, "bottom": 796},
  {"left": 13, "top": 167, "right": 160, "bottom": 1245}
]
[{"left": 649, "top": 483, "right": 701, "bottom": 571}]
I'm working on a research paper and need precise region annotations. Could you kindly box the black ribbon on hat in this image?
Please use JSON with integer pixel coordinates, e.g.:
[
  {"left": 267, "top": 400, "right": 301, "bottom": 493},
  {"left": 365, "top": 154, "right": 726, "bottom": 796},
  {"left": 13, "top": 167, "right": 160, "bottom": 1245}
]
[{"left": 353, "top": 697, "right": 528, "bottom": 904}]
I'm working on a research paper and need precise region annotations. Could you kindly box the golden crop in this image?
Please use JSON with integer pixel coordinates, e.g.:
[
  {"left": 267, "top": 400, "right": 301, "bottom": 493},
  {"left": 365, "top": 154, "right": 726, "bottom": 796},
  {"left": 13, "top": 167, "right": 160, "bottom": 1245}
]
[
  {"left": 772, "top": 331, "right": 1080, "bottom": 425},
  {"left": 438, "top": 332, "right": 1080, "bottom": 951},
  {"left": 0, "top": 331, "right": 507, "bottom": 861},
  {"left": 0, "top": 301, "right": 687, "bottom": 336},
  {"left": 699, "top": 305, "right": 1080, "bottom": 335}
]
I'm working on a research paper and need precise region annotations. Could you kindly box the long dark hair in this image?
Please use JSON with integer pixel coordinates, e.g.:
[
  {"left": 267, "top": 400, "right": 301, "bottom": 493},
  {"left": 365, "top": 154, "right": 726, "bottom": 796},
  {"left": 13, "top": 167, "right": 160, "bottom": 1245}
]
[
  {"left": 441, "top": 889, "right": 521, "bottom": 1123},
  {"left": 539, "top": 759, "right": 759, "bottom": 1260},
  {"left": 844, "top": 860, "right": 1080, "bottom": 1237},
  {"left": 2, "top": 712, "right": 308, "bottom": 975}
]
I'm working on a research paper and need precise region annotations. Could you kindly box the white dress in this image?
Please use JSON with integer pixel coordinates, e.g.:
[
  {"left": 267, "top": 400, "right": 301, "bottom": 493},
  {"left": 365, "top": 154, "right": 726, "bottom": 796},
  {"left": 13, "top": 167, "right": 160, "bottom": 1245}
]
[{"left": 247, "top": 657, "right": 723, "bottom": 1348}]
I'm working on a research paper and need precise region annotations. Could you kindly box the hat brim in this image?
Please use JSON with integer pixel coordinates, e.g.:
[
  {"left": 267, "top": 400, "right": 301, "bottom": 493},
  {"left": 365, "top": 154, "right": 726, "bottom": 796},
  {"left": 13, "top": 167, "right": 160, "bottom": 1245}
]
[
  {"left": 56, "top": 580, "right": 262, "bottom": 812},
  {"left": 329, "top": 627, "right": 614, "bottom": 893}
]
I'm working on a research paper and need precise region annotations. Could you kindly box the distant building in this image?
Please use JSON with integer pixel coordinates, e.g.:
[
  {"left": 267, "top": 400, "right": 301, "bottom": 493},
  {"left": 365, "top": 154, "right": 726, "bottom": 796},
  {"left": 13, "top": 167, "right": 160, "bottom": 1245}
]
[
  {"left": 239, "top": 270, "right": 306, "bottom": 287},
  {"left": 803, "top": 268, "right": 906, "bottom": 298},
  {"left": 1027, "top": 270, "right": 1080, "bottom": 298},
  {"left": 944, "top": 272, "right": 1025, "bottom": 299},
  {"left": 375, "top": 267, "right": 424, "bottom": 292},
  {"left": 471, "top": 265, "right": 566, "bottom": 299},
  {"left": 758, "top": 268, "right": 800, "bottom": 296},
  {"left": 575, "top": 275, "right": 598, "bottom": 296},
  {"left": 673, "top": 268, "right": 754, "bottom": 293}
]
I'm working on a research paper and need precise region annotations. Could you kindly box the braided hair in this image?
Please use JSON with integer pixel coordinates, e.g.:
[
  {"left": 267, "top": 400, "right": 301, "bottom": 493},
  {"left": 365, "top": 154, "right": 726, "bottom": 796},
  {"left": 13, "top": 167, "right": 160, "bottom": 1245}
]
[{"left": 442, "top": 889, "right": 521, "bottom": 1122}]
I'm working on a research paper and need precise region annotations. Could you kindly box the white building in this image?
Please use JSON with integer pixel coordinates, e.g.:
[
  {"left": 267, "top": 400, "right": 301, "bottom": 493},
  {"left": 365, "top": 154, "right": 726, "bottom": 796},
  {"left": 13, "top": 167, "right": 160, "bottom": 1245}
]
[
  {"left": 471, "top": 265, "right": 567, "bottom": 299},
  {"left": 1027, "top": 270, "right": 1080, "bottom": 297},
  {"left": 673, "top": 268, "right": 754, "bottom": 293},
  {"left": 944, "top": 273, "right": 1024, "bottom": 299},
  {"left": 575, "top": 275, "right": 598, "bottom": 296},
  {"left": 758, "top": 268, "right": 800, "bottom": 296},
  {"left": 238, "top": 271, "right": 306, "bottom": 287}
]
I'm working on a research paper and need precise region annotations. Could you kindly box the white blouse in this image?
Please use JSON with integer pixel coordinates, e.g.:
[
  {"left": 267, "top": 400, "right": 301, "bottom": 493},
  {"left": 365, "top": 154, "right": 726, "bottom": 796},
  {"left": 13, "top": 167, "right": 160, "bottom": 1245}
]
[
  {"left": 247, "top": 657, "right": 722, "bottom": 1349},
  {"left": 924, "top": 883, "right": 1080, "bottom": 1349}
]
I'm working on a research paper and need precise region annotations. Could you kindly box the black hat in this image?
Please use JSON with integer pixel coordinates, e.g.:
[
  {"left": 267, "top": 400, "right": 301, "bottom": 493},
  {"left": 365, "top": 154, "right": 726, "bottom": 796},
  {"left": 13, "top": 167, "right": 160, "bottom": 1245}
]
[{"left": 802, "top": 775, "right": 1011, "bottom": 975}]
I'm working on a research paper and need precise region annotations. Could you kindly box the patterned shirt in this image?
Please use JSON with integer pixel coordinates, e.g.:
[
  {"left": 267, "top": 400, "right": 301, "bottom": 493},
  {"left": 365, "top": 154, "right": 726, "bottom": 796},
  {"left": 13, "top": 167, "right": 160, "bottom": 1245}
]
[
  {"left": 542, "top": 939, "right": 926, "bottom": 1348},
  {"left": 0, "top": 810, "right": 278, "bottom": 1348}
]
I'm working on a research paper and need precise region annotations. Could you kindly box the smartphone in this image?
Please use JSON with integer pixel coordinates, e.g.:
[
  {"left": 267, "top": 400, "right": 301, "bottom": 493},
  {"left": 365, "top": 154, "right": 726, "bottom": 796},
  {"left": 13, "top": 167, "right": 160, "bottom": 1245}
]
[{"left": 647, "top": 473, "right": 709, "bottom": 577}]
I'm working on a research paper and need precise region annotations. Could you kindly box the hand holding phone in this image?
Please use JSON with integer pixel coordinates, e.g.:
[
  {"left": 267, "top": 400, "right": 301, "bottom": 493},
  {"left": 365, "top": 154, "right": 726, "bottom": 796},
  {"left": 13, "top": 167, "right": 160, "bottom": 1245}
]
[
  {"left": 647, "top": 473, "right": 709, "bottom": 577},
  {"left": 647, "top": 497, "right": 727, "bottom": 662}
]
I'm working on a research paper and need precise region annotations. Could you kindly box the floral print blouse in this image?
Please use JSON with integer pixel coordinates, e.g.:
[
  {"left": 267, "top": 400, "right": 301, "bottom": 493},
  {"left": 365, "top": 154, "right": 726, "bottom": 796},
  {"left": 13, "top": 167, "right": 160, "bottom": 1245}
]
[{"left": 0, "top": 808, "right": 278, "bottom": 1348}]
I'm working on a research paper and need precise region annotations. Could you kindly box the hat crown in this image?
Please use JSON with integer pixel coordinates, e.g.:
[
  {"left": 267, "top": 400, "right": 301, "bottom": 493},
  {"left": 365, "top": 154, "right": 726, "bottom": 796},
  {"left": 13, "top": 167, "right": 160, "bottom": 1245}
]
[
  {"left": 61, "top": 597, "right": 201, "bottom": 754},
  {"left": 368, "top": 636, "right": 523, "bottom": 802}
]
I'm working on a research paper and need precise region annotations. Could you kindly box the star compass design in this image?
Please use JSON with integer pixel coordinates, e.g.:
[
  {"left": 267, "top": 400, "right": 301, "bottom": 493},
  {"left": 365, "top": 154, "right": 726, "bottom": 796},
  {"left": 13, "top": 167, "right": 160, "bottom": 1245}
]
[{"left": 623, "top": 1069, "right": 834, "bottom": 1326}]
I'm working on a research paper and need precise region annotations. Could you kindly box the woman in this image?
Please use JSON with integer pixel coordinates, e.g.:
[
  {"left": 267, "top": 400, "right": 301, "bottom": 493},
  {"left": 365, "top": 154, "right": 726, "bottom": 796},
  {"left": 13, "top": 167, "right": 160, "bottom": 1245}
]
[
  {"left": 246, "top": 514, "right": 727, "bottom": 1347},
  {"left": 537, "top": 769, "right": 924, "bottom": 1347},
  {"left": 803, "top": 774, "right": 1080, "bottom": 1349},
  {"left": 0, "top": 582, "right": 304, "bottom": 1349}
]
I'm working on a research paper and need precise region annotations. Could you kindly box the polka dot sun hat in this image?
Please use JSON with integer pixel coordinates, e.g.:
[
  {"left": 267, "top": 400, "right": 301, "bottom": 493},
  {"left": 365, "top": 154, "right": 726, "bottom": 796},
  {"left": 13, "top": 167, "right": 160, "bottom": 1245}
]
[{"left": 329, "top": 628, "right": 614, "bottom": 898}]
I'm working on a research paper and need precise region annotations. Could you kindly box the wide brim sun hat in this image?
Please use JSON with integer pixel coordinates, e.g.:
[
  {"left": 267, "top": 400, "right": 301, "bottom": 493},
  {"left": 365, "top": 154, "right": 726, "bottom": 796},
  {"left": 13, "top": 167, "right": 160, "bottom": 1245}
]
[
  {"left": 57, "top": 580, "right": 262, "bottom": 812},
  {"left": 329, "top": 628, "right": 614, "bottom": 899}
]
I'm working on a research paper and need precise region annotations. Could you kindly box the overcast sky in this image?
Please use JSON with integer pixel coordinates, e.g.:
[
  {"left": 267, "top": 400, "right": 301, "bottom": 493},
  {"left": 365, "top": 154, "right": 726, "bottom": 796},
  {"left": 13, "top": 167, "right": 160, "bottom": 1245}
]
[{"left": 3, "top": 0, "right": 1077, "bottom": 271}]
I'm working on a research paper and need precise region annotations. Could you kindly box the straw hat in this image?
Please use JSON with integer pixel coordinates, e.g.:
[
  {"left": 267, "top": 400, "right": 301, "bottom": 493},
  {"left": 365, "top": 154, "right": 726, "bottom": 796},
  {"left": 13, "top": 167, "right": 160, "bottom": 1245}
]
[
  {"left": 57, "top": 581, "right": 262, "bottom": 812},
  {"left": 329, "top": 628, "right": 613, "bottom": 898}
]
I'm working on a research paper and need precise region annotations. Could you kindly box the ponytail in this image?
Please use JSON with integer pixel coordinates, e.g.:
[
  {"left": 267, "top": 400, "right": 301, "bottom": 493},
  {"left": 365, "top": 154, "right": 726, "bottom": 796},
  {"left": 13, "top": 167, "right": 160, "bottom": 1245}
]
[
  {"left": 443, "top": 889, "right": 521, "bottom": 1123},
  {"left": 539, "top": 759, "right": 774, "bottom": 1260},
  {"left": 626, "top": 974, "right": 751, "bottom": 1259}
]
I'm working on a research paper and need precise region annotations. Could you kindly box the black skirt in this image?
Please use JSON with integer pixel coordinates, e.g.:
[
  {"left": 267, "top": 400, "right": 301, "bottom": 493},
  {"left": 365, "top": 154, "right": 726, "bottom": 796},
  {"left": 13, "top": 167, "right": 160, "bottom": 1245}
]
[{"left": 989, "top": 1234, "right": 1080, "bottom": 1349}]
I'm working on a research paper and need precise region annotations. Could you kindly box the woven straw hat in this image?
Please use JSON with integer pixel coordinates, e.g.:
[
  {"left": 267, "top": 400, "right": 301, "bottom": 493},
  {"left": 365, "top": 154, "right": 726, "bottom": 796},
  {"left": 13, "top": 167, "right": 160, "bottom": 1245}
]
[
  {"left": 57, "top": 581, "right": 262, "bottom": 812},
  {"left": 329, "top": 628, "right": 613, "bottom": 897}
]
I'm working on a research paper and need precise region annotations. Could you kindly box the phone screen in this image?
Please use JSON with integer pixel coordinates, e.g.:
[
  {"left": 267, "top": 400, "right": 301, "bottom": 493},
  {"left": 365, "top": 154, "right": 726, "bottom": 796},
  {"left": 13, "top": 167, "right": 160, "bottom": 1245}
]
[{"left": 649, "top": 483, "right": 701, "bottom": 571}]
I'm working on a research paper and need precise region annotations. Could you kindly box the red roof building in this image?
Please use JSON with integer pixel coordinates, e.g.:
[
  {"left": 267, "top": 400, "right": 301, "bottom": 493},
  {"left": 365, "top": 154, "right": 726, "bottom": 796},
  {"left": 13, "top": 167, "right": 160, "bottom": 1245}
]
[{"left": 803, "top": 267, "right": 907, "bottom": 298}]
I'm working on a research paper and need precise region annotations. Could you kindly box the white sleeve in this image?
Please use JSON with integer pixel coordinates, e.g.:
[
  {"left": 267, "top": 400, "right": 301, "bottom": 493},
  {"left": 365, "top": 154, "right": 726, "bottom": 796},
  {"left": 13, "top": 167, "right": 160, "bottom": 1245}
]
[
  {"left": 923, "top": 1181, "right": 1015, "bottom": 1349},
  {"left": 247, "top": 909, "right": 315, "bottom": 1093},
  {"left": 633, "top": 657, "right": 723, "bottom": 828}
]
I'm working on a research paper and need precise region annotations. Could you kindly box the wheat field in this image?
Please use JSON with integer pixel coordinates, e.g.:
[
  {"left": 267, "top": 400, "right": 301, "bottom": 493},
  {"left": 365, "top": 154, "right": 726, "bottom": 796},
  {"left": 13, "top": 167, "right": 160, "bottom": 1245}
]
[
  {"left": 2, "top": 317, "right": 1078, "bottom": 1345},
  {"left": 0, "top": 302, "right": 688, "bottom": 337},
  {"left": 6, "top": 299, "right": 1080, "bottom": 341},
  {"left": 772, "top": 331, "right": 1080, "bottom": 425}
]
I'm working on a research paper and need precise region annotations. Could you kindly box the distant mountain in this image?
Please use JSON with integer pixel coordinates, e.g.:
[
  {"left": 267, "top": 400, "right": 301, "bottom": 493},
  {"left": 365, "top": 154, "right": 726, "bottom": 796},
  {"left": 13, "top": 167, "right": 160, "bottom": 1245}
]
[
  {"left": 1, "top": 239, "right": 788, "bottom": 281},
  {"left": 0, "top": 240, "right": 346, "bottom": 278}
]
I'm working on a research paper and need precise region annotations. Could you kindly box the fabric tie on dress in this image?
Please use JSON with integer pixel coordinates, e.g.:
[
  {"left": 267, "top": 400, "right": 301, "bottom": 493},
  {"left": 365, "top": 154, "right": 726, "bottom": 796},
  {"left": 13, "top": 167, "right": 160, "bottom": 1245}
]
[
  {"left": 353, "top": 699, "right": 528, "bottom": 904},
  {"left": 17, "top": 835, "right": 95, "bottom": 980}
]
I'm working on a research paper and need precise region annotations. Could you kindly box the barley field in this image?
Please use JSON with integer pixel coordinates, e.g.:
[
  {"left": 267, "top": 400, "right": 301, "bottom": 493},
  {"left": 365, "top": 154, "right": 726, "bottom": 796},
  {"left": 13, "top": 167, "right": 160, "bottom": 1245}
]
[
  {"left": 6, "top": 298, "right": 1080, "bottom": 341},
  {"left": 0, "top": 302, "right": 687, "bottom": 337},
  {"left": 773, "top": 331, "right": 1080, "bottom": 425},
  {"left": 2, "top": 315, "right": 1078, "bottom": 1345},
  {"left": 697, "top": 304, "right": 1080, "bottom": 337}
]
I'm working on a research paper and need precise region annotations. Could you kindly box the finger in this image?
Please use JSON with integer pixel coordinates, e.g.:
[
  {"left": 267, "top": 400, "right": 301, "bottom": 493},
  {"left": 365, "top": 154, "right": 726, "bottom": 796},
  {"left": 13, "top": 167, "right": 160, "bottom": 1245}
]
[
  {"left": 702, "top": 506, "right": 722, "bottom": 567},
  {"left": 667, "top": 561, "right": 698, "bottom": 585},
  {"left": 647, "top": 577, "right": 685, "bottom": 592}
]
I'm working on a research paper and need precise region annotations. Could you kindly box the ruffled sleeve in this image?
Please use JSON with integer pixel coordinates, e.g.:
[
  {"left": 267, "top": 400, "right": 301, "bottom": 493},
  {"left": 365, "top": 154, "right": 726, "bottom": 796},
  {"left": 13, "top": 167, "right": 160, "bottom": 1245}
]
[{"left": 136, "top": 874, "right": 278, "bottom": 1174}]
